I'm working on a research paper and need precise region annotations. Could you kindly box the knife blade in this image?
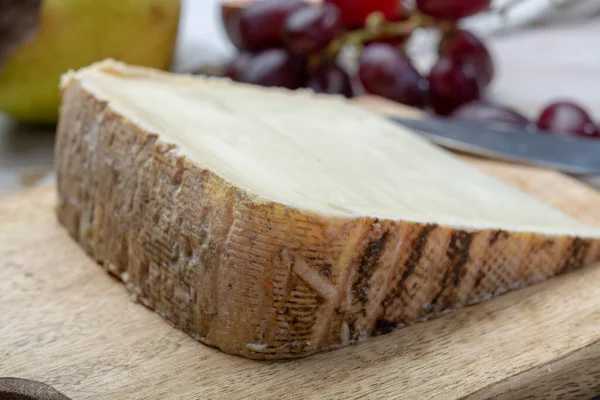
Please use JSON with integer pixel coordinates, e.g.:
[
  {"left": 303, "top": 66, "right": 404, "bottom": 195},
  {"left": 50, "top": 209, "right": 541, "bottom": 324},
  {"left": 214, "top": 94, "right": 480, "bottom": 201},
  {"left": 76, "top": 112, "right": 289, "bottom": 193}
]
[{"left": 387, "top": 114, "right": 600, "bottom": 176}]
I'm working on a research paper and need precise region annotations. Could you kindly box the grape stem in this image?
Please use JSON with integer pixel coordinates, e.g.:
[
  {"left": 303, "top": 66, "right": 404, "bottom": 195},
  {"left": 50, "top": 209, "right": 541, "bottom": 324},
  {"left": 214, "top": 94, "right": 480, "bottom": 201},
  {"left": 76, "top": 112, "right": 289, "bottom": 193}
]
[
  {"left": 340, "top": 19, "right": 415, "bottom": 48},
  {"left": 310, "top": 11, "right": 454, "bottom": 69}
]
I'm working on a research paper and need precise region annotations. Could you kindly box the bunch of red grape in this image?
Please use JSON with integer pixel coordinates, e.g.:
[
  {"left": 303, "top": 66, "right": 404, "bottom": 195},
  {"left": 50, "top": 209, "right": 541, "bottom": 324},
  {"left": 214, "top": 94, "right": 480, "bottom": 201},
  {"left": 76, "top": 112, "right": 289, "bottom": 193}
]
[{"left": 222, "top": 0, "right": 600, "bottom": 140}]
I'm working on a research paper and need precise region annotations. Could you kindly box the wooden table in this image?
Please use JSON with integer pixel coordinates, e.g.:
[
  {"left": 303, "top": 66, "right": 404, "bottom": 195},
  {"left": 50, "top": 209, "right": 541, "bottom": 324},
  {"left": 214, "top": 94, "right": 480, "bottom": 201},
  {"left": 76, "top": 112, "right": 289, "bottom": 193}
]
[
  {"left": 2, "top": 14, "right": 600, "bottom": 399},
  {"left": 4, "top": 97, "right": 600, "bottom": 399}
]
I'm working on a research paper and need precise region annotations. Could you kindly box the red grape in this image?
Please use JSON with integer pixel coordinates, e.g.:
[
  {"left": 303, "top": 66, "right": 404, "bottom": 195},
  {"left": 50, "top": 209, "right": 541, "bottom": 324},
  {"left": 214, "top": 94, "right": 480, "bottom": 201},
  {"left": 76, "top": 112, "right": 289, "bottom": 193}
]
[
  {"left": 238, "top": 48, "right": 306, "bottom": 89},
  {"left": 239, "top": 0, "right": 305, "bottom": 50},
  {"left": 536, "top": 101, "right": 600, "bottom": 139},
  {"left": 451, "top": 101, "right": 532, "bottom": 130},
  {"left": 440, "top": 29, "right": 494, "bottom": 87},
  {"left": 391, "top": 1, "right": 412, "bottom": 21},
  {"left": 284, "top": 4, "right": 342, "bottom": 56},
  {"left": 221, "top": 0, "right": 251, "bottom": 50},
  {"left": 226, "top": 52, "right": 254, "bottom": 81},
  {"left": 429, "top": 57, "right": 480, "bottom": 115},
  {"left": 324, "top": 0, "right": 399, "bottom": 28},
  {"left": 308, "top": 64, "right": 353, "bottom": 98},
  {"left": 358, "top": 44, "right": 429, "bottom": 108},
  {"left": 416, "top": 0, "right": 491, "bottom": 20}
]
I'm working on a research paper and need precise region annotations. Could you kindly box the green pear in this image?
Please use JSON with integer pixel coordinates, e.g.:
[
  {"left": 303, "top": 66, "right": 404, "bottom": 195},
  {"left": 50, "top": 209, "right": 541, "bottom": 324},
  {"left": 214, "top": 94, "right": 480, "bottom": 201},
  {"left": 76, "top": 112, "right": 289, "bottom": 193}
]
[{"left": 0, "top": 0, "right": 181, "bottom": 124}]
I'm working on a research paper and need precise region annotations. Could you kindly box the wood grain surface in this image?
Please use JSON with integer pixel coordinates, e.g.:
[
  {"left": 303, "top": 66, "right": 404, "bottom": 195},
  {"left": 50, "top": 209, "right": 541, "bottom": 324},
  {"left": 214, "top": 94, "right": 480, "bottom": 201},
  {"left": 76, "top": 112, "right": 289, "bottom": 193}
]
[{"left": 3, "top": 97, "right": 600, "bottom": 399}]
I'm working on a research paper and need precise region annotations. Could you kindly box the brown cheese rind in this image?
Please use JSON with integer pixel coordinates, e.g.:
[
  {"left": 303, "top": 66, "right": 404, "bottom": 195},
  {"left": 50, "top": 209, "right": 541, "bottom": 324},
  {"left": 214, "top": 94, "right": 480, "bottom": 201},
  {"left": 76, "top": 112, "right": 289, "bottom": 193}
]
[{"left": 55, "top": 74, "right": 600, "bottom": 360}]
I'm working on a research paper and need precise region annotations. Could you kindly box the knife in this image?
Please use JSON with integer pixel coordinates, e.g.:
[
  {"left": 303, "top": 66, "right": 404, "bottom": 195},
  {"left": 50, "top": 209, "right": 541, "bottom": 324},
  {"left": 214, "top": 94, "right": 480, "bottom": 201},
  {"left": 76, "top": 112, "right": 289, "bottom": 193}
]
[{"left": 387, "top": 114, "right": 600, "bottom": 176}]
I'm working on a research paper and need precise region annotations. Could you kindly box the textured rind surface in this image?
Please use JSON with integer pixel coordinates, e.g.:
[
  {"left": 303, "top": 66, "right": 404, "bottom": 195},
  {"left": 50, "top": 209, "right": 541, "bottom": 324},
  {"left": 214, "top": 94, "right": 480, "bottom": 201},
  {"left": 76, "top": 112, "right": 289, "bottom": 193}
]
[{"left": 55, "top": 70, "right": 600, "bottom": 360}]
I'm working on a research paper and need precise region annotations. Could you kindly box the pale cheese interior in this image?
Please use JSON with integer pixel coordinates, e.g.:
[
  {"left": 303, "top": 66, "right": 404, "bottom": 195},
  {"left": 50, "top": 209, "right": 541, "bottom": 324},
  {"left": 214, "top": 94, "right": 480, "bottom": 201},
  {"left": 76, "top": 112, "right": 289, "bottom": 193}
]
[{"left": 68, "top": 61, "right": 600, "bottom": 237}]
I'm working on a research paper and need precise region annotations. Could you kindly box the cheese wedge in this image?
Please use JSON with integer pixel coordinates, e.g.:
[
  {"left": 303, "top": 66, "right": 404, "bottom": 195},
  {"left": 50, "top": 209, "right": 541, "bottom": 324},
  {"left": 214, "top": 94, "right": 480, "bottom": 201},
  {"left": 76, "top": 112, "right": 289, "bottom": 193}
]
[{"left": 55, "top": 59, "right": 600, "bottom": 359}]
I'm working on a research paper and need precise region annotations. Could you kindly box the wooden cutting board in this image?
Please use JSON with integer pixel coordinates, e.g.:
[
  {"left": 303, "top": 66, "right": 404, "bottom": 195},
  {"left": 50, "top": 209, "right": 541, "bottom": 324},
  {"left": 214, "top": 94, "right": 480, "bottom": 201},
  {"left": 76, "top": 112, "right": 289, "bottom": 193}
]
[{"left": 3, "top": 97, "right": 600, "bottom": 400}]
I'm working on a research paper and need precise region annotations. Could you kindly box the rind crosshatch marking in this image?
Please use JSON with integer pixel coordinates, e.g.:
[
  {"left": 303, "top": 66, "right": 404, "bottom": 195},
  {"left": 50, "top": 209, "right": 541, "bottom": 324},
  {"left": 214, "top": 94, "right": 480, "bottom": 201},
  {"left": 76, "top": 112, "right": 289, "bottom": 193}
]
[{"left": 54, "top": 61, "right": 600, "bottom": 359}]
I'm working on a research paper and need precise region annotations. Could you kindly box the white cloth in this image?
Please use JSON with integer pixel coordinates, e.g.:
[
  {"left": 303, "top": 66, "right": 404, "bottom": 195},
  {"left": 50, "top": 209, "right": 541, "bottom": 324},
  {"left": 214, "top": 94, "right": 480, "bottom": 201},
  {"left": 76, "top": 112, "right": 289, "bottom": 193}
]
[
  {"left": 172, "top": 0, "right": 234, "bottom": 73},
  {"left": 463, "top": 0, "right": 600, "bottom": 36}
]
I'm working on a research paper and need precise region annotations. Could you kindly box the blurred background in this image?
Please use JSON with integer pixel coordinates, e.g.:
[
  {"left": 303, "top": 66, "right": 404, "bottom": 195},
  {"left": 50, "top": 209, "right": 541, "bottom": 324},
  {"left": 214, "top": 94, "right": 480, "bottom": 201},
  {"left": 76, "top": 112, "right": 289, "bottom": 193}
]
[{"left": 1, "top": 0, "right": 600, "bottom": 196}]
